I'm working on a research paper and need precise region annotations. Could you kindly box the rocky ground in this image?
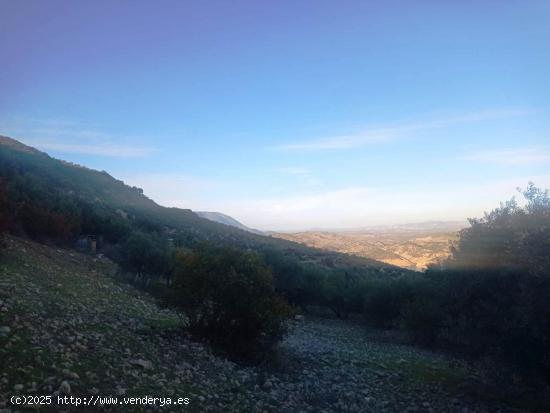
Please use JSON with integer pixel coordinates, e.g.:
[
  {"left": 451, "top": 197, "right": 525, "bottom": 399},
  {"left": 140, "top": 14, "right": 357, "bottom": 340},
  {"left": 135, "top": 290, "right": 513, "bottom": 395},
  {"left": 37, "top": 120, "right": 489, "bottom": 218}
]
[{"left": 0, "top": 236, "right": 539, "bottom": 412}]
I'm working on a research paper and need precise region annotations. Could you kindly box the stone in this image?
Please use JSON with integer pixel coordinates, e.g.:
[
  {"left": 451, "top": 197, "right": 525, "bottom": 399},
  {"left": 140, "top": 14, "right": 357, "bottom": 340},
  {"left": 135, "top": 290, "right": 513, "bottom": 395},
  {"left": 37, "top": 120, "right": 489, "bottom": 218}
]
[
  {"left": 59, "top": 380, "right": 71, "bottom": 395},
  {"left": 62, "top": 369, "right": 80, "bottom": 380},
  {"left": 130, "top": 359, "right": 153, "bottom": 370}
]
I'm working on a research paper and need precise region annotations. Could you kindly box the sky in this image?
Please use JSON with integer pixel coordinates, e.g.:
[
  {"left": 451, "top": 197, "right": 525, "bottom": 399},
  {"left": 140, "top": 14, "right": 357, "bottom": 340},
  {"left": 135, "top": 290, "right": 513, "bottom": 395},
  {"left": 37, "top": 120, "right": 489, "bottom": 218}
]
[{"left": 1, "top": 0, "right": 549, "bottom": 231}]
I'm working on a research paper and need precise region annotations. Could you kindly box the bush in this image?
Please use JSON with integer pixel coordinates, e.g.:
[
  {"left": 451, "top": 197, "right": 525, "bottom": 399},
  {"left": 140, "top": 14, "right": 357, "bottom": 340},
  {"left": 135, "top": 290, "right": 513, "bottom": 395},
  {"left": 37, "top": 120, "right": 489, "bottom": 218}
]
[
  {"left": 401, "top": 295, "right": 442, "bottom": 344},
  {"left": 263, "top": 249, "right": 312, "bottom": 307},
  {"left": 450, "top": 182, "right": 550, "bottom": 273},
  {"left": 355, "top": 184, "right": 550, "bottom": 384},
  {"left": 435, "top": 183, "right": 550, "bottom": 381},
  {"left": 363, "top": 278, "right": 414, "bottom": 328},
  {"left": 0, "top": 178, "right": 8, "bottom": 235},
  {"left": 401, "top": 267, "right": 550, "bottom": 382},
  {"left": 322, "top": 271, "right": 363, "bottom": 319},
  {"left": 167, "top": 245, "right": 293, "bottom": 359},
  {"left": 120, "top": 231, "right": 172, "bottom": 279},
  {"left": 0, "top": 179, "right": 7, "bottom": 251}
]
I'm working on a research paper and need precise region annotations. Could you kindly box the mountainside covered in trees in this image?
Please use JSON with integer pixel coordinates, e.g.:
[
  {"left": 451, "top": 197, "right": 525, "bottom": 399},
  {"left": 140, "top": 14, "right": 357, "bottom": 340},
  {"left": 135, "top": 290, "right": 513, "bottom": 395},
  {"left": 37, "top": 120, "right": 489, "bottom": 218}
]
[{"left": 0, "top": 135, "right": 408, "bottom": 300}]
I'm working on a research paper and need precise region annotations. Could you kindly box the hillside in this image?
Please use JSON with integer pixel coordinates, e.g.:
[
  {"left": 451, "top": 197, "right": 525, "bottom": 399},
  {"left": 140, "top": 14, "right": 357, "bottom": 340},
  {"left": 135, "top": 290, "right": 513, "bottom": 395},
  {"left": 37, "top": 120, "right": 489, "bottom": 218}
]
[
  {"left": 0, "top": 236, "right": 528, "bottom": 412},
  {"left": 0, "top": 135, "right": 408, "bottom": 280},
  {"left": 273, "top": 229, "right": 460, "bottom": 271}
]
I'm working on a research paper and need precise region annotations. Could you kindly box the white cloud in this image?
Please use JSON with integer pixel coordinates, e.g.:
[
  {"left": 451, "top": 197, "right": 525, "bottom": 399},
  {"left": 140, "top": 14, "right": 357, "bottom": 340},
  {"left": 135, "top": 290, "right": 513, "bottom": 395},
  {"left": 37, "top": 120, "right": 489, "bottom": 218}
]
[
  {"left": 114, "top": 172, "right": 550, "bottom": 232},
  {"left": 224, "top": 186, "right": 463, "bottom": 230},
  {"left": 216, "top": 176, "right": 550, "bottom": 231},
  {"left": 273, "top": 108, "right": 534, "bottom": 151},
  {"left": 463, "top": 147, "right": 550, "bottom": 165}
]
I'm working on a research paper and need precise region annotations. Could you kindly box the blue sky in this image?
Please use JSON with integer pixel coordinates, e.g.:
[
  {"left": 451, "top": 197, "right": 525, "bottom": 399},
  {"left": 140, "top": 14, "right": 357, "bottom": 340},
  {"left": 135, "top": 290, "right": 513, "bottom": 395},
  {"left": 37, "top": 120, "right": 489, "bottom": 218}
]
[{"left": 1, "top": 0, "right": 549, "bottom": 230}]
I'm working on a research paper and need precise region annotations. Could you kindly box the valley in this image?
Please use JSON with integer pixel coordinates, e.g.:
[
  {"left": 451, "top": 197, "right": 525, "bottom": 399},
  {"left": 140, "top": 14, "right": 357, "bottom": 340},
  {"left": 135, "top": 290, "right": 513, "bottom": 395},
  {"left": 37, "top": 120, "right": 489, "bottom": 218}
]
[{"left": 272, "top": 223, "right": 465, "bottom": 271}]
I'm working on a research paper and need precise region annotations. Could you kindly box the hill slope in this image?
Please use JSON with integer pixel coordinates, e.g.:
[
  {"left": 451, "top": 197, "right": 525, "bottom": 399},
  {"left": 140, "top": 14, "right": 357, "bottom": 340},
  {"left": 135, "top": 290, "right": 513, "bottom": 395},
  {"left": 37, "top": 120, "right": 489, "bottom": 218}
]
[
  {"left": 0, "top": 135, "right": 409, "bottom": 280},
  {"left": 1, "top": 235, "right": 299, "bottom": 412},
  {"left": 0, "top": 236, "right": 525, "bottom": 412}
]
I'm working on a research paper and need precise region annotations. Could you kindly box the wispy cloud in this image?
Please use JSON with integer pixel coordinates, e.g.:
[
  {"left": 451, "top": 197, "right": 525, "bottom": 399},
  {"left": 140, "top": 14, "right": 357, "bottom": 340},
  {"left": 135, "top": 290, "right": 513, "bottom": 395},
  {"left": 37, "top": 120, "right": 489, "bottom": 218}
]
[
  {"left": 219, "top": 175, "right": 550, "bottom": 231},
  {"left": 0, "top": 116, "right": 155, "bottom": 157},
  {"left": 463, "top": 147, "right": 550, "bottom": 165},
  {"left": 273, "top": 108, "right": 534, "bottom": 151}
]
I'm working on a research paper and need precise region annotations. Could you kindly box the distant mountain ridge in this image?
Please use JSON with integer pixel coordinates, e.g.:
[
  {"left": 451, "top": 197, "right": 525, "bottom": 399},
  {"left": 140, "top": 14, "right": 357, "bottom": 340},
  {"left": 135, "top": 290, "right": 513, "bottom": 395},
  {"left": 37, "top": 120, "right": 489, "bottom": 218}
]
[
  {"left": 273, "top": 220, "right": 467, "bottom": 234},
  {"left": 356, "top": 220, "right": 467, "bottom": 233},
  {"left": 195, "top": 211, "right": 264, "bottom": 235}
]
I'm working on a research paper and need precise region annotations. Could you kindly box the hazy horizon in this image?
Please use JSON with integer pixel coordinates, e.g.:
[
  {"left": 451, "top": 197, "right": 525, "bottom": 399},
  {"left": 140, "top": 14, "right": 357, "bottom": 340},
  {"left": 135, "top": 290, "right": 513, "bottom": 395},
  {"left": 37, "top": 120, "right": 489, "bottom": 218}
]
[{"left": 1, "top": 1, "right": 549, "bottom": 230}]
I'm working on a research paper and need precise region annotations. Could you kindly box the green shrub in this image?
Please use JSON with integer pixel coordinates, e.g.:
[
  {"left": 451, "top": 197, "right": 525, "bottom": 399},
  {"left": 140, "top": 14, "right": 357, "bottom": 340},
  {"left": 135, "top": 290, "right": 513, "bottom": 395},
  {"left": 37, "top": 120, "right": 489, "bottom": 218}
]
[
  {"left": 322, "top": 271, "right": 363, "bottom": 319},
  {"left": 401, "top": 295, "right": 442, "bottom": 344},
  {"left": 363, "top": 278, "right": 414, "bottom": 328},
  {"left": 167, "top": 244, "right": 293, "bottom": 359},
  {"left": 366, "top": 184, "right": 550, "bottom": 384},
  {"left": 403, "top": 267, "right": 550, "bottom": 383},
  {"left": 0, "top": 178, "right": 8, "bottom": 231},
  {"left": 0, "top": 179, "right": 7, "bottom": 252},
  {"left": 120, "top": 231, "right": 172, "bottom": 277}
]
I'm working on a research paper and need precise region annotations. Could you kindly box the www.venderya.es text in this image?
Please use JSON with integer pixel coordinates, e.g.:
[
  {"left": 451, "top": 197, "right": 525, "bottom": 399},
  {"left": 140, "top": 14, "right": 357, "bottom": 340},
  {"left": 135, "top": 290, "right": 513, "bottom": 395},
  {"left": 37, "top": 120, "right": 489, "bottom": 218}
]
[{"left": 10, "top": 395, "right": 191, "bottom": 407}]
